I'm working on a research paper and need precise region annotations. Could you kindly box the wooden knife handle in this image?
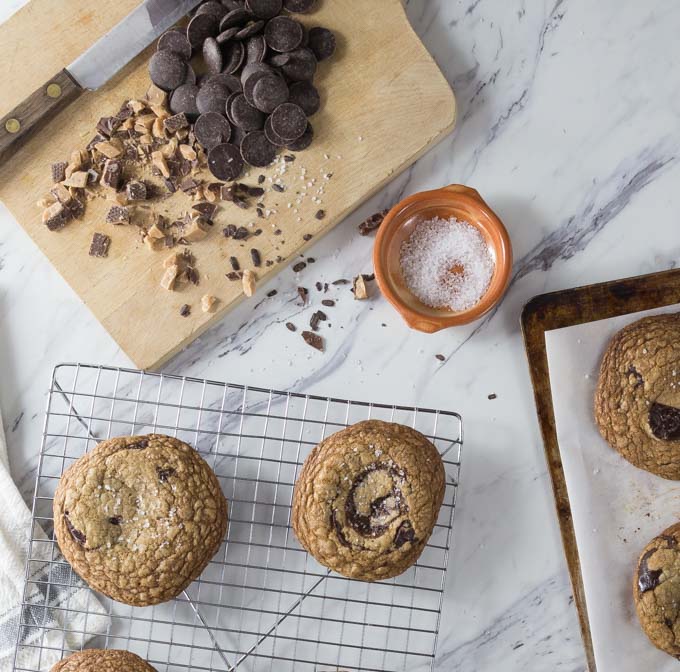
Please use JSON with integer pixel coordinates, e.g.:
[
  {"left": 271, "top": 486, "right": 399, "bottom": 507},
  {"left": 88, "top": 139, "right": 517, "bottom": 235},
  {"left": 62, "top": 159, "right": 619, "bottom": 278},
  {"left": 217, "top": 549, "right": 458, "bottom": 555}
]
[{"left": 0, "top": 69, "right": 82, "bottom": 165}]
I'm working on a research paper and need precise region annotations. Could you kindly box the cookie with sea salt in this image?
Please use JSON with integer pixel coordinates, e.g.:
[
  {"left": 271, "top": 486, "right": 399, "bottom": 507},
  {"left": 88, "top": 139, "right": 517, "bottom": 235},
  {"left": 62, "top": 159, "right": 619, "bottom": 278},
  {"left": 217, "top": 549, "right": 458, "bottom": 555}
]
[
  {"left": 634, "top": 522, "right": 680, "bottom": 657},
  {"left": 51, "top": 649, "right": 157, "bottom": 672},
  {"left": 594, "top": 313, "right": 680, "bottom": 479},
  {"left": 53, "top": 434, "right": 228, "bottom": 606},
  {"left": 292, "top": 420, "right": 446, "bottom": 581}
]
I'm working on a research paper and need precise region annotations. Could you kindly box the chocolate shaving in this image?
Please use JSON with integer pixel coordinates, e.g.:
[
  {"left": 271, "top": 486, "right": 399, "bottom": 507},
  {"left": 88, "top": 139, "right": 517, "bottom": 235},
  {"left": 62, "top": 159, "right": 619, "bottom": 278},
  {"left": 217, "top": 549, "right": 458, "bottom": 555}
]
[
  {"left": 302, "top": 330, "right": 324, "bottom": 351},
  {"left": 229, "top": 256, "right": 240, "bottom": 271},
  {"left": 179, "top": 304, "right": 191, "bottom": 317},
  {"left": 321, "top": 299, "right": 335, "bottom": 307},
  {"left": 315, "top": 209, "right": 325, "bottom": 220},
  {"left": 250, "top": 249, "right": 262, "bottom": 267},
  {"left": 292, "top": 261, "right": 306, "bottom": 273},
  {"left": 358, "top": 209, "right": 388, "bottom": 236},
  {"left": 286, "top": 322, "right": 296, "bottom": 331}
]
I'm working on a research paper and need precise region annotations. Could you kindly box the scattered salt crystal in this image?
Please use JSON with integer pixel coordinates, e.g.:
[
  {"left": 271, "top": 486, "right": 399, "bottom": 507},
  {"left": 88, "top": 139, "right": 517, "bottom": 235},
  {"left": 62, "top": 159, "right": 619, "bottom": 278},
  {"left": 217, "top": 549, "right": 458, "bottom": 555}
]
[{"left": 400, "top": 216, "right": 495, "bottom": 312}]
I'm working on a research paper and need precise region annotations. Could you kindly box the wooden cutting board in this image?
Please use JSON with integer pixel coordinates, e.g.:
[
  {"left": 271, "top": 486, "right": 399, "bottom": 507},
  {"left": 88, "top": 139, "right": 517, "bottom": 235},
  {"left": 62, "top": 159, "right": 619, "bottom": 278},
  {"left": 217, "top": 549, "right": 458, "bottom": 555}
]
[{"left": 0, "top": 0, "right": 456, "bottom": 370}]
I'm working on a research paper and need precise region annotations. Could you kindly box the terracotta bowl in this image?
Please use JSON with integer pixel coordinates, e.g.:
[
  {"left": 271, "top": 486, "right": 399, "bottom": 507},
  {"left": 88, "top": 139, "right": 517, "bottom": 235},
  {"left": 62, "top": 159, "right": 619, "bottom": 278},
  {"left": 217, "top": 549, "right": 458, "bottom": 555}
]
[{"left": 373, "top": 184, "right": 512, "bottom": 332}]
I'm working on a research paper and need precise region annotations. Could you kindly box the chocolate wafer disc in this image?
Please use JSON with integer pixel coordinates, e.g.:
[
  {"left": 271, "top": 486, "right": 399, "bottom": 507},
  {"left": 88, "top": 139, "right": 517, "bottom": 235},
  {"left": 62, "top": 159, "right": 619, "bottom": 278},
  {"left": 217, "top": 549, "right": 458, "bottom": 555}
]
[
  {"left": 231, "top": 93, "right": 266, "bottom": 130},
  {"left": 241, "top": 130, "right": 277, "bottom": 167},
  {"left": 219, "top": 7, "right": 252, "bottom": 31},
  {"left": 241, "top": 62, "right": 274, "bottom": 86},
  {"left": 222, "top": 40, "right": 246, "bottom": 73},
  {"left": 169, "top": 83, "right": 200, "bottom": 119},
  {"left": 203, "top": 37, "right": 223, "bottom": 73},
  {"left": 283, "top": 0, "right": 317, "bottom": 13},
  {"left": 184, "top": 64, "right": 197, "bottom": 85},
  {"left": 252, "top": 74, "right": 289, "bottom": 113},
  {"left": 203, "top": 72, "right": 242, "bottom": 92},
  {"left": 217, "top": 26, "right": 240, "bottom": 44},
  {"left": 264, "top": 115, "right": 289, "bottom": 146},
  {"left": 196, "top": 81, "right": 231, "bottom": 115},
  {"left": 288, "top": 81, "right": 320, "bottom": 116},
  {"left": 187, "top": 13, "right": 219, "bottom": 49},
  {"left": 149, "top": 49, "right": 188, "bottom": 91},
  {"left": 286, "top": 121, "right": 313, "bottom": 151},
  {"left": 307, "top": 27, "right": 336, "bottom": 61},
  {"left": 277, "top": 47, "right": 316, "bottom": 81},
  {"left": 269, "top": 102, "right": 307, "bottom": 141},
  {"left": 246, "top": 34, "right": 268, "bottom": 63},
  {"left": 208, "top": 143, "right": 244, "bottom": 181},
  {"left": 195, "top": 112, "right": 233, "bottom": 150},
  {"left": 235, "top": 20, "right": 265, "bottom": 40},
  {"left": 243, "top": 69, "right": 269, "bottom": 106},
  {"left": 264, "top": 16, "right": 304, "bottom": 52},
  {"left": 157, "top": 29, "right": 192, "bottom": 60},
  {"left": 246, "top": 0, "right": 282, "bottom": 19},
  {"left": 222, "top": 0, "right": 245, "bottom": 10},
  {"left": 195, "top": 1, "right": 227, "bottom": 19},
  {"left": 226, "top": 91, "right": 242, "bottom": 124}
]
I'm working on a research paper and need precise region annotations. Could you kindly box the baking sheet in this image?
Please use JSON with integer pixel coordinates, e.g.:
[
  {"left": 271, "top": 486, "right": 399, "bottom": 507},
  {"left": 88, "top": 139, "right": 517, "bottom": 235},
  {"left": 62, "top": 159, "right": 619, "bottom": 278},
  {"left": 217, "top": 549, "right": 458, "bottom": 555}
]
[{"left": 545, "top": 303, "right": 680, "bottom": 671}]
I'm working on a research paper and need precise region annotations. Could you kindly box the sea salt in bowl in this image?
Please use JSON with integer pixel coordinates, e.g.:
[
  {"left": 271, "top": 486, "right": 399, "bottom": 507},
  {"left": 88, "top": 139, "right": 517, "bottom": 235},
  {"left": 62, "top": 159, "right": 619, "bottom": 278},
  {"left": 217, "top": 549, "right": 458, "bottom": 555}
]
[{"left": 373, "top": 184, "right": 512, "bottom": 332}]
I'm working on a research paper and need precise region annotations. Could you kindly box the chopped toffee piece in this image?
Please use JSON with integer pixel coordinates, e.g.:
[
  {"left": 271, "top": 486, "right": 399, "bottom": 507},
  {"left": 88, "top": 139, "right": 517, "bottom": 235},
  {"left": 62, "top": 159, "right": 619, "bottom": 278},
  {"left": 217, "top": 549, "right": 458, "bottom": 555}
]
[
  {"left": 242, "top": 268, "right": 257, "bottom": 296},
  {"left": 301, "top": 330, "right": 324, "bottom": 351},
  {"left": 126, "top": 180, "right": 148, "bottom": 201},
  {"left": 353, "top": 275, "right": 368, "bottom": 300},
  {"left": 101, "top": 159, "right": 123, "bottom": 190},
  {"left": 51, "top": 161, "right": 67, "bottom": 183},
  {"left": 160, "top": 264, "right": 180, "bottom": 290},
  {"left": 89, "top": 232, "right": 111, "bottom": 258},
  {"left": 106, "top": 205, "right": 130, "bottom": 225},
  {"left": 42, "top": 202, "right": 68, "bottom": 231},
  {"left": 62, "top": 170, "right": 89, "bottom": 189},
  {"left": 192, "top": 202, "right": 218, "bottom": 219},
  {"left": 164, "top": 112, "right": 189, "bottom": 133},
  {"left": 201, "top": 294, "right": 218, "bottom": 313}
]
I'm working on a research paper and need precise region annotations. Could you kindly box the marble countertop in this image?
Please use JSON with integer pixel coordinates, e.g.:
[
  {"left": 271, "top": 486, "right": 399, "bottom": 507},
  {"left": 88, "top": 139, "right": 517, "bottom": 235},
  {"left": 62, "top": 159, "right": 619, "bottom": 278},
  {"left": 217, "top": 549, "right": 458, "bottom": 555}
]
[{"left": 3, "top": 1, "right": 680, "bottom": 670}]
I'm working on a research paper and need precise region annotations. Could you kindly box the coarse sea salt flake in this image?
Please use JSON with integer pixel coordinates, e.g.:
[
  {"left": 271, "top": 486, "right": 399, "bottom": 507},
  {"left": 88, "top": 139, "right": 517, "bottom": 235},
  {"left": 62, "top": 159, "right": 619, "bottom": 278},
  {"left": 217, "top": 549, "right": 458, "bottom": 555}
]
[{"left": 400, "top": 216, "right": 495, "bottom": 312}]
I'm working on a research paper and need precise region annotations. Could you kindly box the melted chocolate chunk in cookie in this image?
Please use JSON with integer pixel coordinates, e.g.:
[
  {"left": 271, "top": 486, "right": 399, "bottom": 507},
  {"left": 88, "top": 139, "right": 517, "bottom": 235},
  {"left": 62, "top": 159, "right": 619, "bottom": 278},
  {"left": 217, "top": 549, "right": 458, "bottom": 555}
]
[
  {"left": 64, "top": 513, "right": 87, "bottom": 546},
  {"left": 345, "top": 463, "right": 408, "bottom": 538},
  {"left": 638, "top": 548, "right": 663, "bottom": 593},
  {"left": 649, "top": 402, "right": 680, "bottom": 440},
  {"left": 156, "top": 466, "right": 176, "bottom": 483},
  {"left": 394, "top": 520, "right": 416, "bottom": 548}
]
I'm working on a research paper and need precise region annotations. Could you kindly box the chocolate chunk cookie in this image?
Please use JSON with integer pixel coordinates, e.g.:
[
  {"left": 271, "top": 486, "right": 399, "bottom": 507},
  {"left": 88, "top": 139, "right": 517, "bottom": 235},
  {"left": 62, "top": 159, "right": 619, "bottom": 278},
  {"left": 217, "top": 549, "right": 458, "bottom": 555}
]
[
  {"left": 53, "top": 435, "right": 228, "bottom": 606},
  {"left": 634, "top": 522, "right": 680, "bottom": 657},
  {"left": 292, "top": 420, "right": 446, "bottom": 581},
  {"left": 594, "top": 313, "right": 680, "bottom": 479},
  {"left": 51, "top": 649, "right": 157, "bottom": 671}
]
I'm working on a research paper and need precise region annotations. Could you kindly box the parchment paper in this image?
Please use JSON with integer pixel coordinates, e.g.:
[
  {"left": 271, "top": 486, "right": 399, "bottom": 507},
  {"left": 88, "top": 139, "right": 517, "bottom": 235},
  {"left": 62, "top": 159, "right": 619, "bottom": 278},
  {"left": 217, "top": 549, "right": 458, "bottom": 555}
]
[{"left": 545, "top": 303, "right": 680, "bottom": 672}]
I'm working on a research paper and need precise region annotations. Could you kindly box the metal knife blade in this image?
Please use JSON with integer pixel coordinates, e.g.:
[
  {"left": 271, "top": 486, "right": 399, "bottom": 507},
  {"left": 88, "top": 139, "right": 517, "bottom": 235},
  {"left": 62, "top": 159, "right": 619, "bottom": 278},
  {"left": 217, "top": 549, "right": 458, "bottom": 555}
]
[{"left": 68, "top": 0, "right": 203, "bottom": 91}]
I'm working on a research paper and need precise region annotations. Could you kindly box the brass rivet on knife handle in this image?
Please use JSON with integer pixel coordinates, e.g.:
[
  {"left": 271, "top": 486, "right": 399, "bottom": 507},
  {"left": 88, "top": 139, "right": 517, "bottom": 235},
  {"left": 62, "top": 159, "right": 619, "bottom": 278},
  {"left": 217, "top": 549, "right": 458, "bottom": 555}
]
[
  {"left": 46, "top": 83, "right": 63, "bottom": 99},
  {"left": 0, "top": 69, "right": 82, "bottom": 167}
]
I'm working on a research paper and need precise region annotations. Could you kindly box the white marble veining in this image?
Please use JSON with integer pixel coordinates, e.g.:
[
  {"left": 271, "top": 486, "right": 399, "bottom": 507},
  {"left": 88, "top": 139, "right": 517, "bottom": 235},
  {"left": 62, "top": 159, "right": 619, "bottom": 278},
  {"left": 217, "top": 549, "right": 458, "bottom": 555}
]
[{"left": 4, "top": 1, "right": 680, "bottom": 669}]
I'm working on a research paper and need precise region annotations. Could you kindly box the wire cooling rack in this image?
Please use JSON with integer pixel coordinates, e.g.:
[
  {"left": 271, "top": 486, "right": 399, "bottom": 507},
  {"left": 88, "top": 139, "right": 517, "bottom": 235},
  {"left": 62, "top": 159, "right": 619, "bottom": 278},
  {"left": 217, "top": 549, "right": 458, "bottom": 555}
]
[{"left": 14, "top": 363, "right": 463, "bottom": 672}]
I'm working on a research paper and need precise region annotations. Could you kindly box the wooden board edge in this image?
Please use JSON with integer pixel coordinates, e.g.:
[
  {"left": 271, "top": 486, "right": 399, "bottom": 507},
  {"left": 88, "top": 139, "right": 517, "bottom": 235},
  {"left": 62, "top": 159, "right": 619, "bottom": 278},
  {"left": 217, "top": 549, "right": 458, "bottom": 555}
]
[{"left": 520, "top": 266, "right": 680, "bottom": 672}]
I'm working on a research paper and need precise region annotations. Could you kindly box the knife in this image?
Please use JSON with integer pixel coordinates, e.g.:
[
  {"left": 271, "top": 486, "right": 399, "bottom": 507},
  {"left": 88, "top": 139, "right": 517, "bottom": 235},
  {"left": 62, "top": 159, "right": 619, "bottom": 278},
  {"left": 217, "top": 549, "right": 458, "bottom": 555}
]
[{"left": 0, "top": 0, "right": 202, "bottom": 164}]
